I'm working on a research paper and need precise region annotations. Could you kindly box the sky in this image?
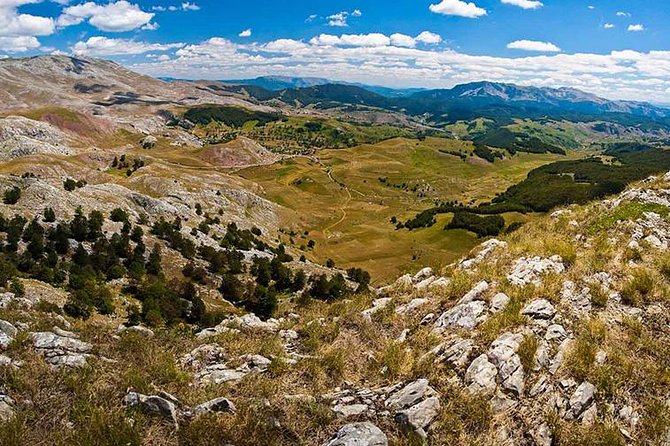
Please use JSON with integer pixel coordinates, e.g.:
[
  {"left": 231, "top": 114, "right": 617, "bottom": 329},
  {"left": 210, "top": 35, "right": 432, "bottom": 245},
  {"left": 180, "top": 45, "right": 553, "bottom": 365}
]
[{"left": 3, "top": 0, "right": 670, "bottom": 102}]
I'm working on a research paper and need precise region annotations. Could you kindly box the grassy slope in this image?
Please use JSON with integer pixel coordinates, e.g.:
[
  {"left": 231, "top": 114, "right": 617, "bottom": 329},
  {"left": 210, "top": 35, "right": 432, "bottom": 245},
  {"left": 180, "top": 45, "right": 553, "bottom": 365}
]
[{"left": 238, "top": 137, "right": 582, "bottom": 283}]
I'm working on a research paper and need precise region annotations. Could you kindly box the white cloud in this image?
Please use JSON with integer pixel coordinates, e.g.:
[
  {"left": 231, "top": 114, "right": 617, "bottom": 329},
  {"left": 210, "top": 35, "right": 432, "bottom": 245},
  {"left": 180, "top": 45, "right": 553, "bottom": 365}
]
[
  {"left": 129, "top": 33, "right": 670, "bottom": 103},
  {"left": 310, "top": 33, "right": 391, "bottom": 47},
  {"left": 0, "top": 0, "right": 55, "bottom": 37},
  {"left": 72, "top": 36, "right": 183, "bottom": 56},
  {"left": 239, "top": 29, "right": 251, "bottom": 38},
  {"left": 181, "top": 2, "right": 199, "bottom": 11},
  {"left": 0, "top": 35, "right": 40, "bottom": 52},
  {"left": 416, "top": 31, "right": 442, "bottom": 45},
  {"left": 326, "top": 10, "right": 362, "bottom": 27},
  {"left": 305, "top": 14, "right": 317, "bottom": 23},
  {"left": 390, "top": 33, "right": 416, "bottom": 48},
  {"left": 429, "top": 0, "right": 486, "bottom": 18},
  {"left": 309, "top": 32, "right": 442, "bottom": 49},
  {"left": 501, "top": 0, "right": 543, "bottom": 10},
  {"left": 587, "top": 5, "right": 595, "bottom": 10},
  {"left": 507, "top": 40, "right": 560, "bottom": 52},
  {"left": 58, "top": 1, "right": 154, "bottom": 32},
  {"left": 628, "top": 24, "right": 644, "bottom": 32},
  {"left": 604, "top": 23, "right": 614, "bottom": 29},
  {"left": 616, "top": 11, "right": 631, "bottom": 17}
]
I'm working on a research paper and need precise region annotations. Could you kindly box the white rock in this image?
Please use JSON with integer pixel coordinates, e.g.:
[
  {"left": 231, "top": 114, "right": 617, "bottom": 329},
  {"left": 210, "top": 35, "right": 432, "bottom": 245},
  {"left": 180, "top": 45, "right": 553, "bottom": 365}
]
[
  {"left": 395, "top": 298, "right": 427, "bottom": 315},
  {"left": 569, "top": 382, "right": 597, "bottom": 417},
  {"left": 458, "top": 281, "right": 489, "bottom": 304},
  {"left": 465, "top": 354, "right": 498, "bottom": 394},
  {"left": 521, "top": 299, "right": 556, "bottom": 320},
  {"left": 489, "top": 293, "right": 510, "bottom": 313},
  {"left": 434, "top": 301, "right": 487, "bottom": 331},
  {"left": 323, "top": 422, "right": 388, "bottom": 446},
  {"left": 413, "top": 267, "right": 434, "bottom": 283}
]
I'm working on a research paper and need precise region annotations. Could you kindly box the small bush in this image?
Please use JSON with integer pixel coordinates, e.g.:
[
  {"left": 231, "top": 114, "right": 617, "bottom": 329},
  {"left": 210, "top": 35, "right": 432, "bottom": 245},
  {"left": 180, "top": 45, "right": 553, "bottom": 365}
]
[
  {"left": 3, "top": 187, "right": 21, "bottom": 205},
  {"left": 620, "top": 269, "right": 655, "bottom": 306}
]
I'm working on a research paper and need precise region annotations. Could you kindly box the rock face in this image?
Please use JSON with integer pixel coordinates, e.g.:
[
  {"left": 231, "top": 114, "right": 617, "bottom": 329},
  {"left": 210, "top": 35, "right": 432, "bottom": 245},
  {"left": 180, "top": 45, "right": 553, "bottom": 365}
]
[
  {"left": 323, "top": 422, "right": 388, "bottom": 446},
  {"left": 31, "top": 331, "right": 93, "bottom": 367},
  {"left": 0, "top": 115, "right": 73, "bottom": 160}
]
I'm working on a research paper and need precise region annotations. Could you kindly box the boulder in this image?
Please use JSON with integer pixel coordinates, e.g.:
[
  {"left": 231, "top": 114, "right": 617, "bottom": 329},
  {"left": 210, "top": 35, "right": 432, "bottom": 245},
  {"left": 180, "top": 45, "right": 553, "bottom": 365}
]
[
  {"left": 395, "top": 397, "right": 440, "bottom": 437},
  {"left": 385, "top": 379, "right": 435, "bottom": 410},
  {"left": 140, "top": 135, "right": 158, "bottom": 149},
  {"left": 465, "top": 354, "right": 498, "bottom": 393},
  {"left": 0, "top": 320, "right": 17, "bottom": 349},
  {"left": 434, "top": 301, "right": 487, "bottom": 331},
  {"left": 507, "top": 256, "right": 564, "bottom": 286},
  {"left": 569, "top": 382, "right": 596, "bottom": 418},
  {"left": 31, "top": 331, "right": 93, "bottom": 368},
  {"left": 125, "top": 391, "right": 179, "bottom": 426},
  {"left": 333, "top": 403, "right": 369, "bottom": 418},
  {"left": 521, "top": 299, "right": 556, "bottom": 320},
  {"left": 413, "top": 267, "right": 434, "bottom": 283},
  {"left": 489, "top": 293, "right": 510, "bottom": 313},
  {"left": 323, "top": 422, "right": 388, "bottom": 446},
  {"left": 117, "top": 325, "right": 155, "bottom": 337},
  {"left": 458, "top": 281, "right": 489, "bottom": 304},
  {"left": 193, "top": 397, "right": 236, "bottom": 416}
]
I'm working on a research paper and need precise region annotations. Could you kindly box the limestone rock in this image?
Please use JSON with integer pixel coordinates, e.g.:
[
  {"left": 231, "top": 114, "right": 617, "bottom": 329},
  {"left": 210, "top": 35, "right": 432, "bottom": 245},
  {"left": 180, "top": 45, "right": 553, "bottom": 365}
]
[
  {"left": 490, "top": 293, "right": 510, "bottom": 313},
  {"left": 465, "top": 354, "right": 498, "bottom": 393},
  {"left": 125, "top": 391, "right": 179, "bottom": 426},
  {"left": 323, "top": 422, "right": 388, "bottom": 446},
  {"left": 193, "top": 397, "right": 236, "bottom": 416},
  {"left": 569, "top": 382, "right": 596, "bottom": 418},
  {"left": 521, "top": 299, "right": 556, "bottom": 320},
  {"left": 434, "top": 300, "right": 487, "bottom": 331},
  {"left": 31, "top": 331, "right": 93, "bottom": 368},
  {"left": 507, "top": 256, "right": 564, "bottom": 286}
]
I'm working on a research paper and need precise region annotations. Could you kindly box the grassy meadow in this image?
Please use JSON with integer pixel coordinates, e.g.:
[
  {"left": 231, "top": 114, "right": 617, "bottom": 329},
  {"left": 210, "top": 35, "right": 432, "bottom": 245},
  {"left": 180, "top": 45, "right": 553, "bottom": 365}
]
[{"left": 238, "top": 137, "right": 584, "bottom": 283}]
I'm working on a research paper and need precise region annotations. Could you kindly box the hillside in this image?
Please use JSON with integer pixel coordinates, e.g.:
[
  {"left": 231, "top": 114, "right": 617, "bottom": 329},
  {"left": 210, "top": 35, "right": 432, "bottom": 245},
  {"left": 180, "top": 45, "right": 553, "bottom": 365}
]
[
  {"left": 2, "top": 54, "right": 670, "bottom": 445},
  {"left": 3, "top": 163, "right": 670, "bottom": 444}
]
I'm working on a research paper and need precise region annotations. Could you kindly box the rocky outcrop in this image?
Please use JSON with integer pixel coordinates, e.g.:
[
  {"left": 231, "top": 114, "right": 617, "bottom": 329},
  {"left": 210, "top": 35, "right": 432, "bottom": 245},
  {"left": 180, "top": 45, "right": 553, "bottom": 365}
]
[
  {"left": 507, "top": 256, "right": 565, "bottom": 285},
  {"left": 31, "top": 330, "right": 93, "bottom": 367}
]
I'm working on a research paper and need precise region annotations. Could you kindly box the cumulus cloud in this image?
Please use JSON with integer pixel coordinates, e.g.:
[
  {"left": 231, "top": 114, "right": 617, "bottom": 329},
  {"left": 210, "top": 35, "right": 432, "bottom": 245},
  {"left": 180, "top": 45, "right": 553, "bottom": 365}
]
[
  {"left": 0, "top": 35, "right": 41, "bottom": 52},
  {"left": 628, "top": 24, "right": 644, "bottom": 32},
  {"left": 326, "top": 9, "right": 362, "bottom": 27},
  {"left": 501, "top": 0, "right": 543, "bottom": 10},
  {"left": 239, "top": 29, "right": 251, "bottom": 38},
  {"left": 616, "top": 11, "right": 631, "bottom": 17},
  {"left": 309, "top": 31, "right": 442, "bottom": 48},
  {"left": 604, "top": 23, "right": 614, "bottom": 29},
  {"left": 181, "top": 2, "right": 199, "bottom": 11},
  {"left": 507, "top": 40, "right": 560, "bottom": 52},
  {"left": 429, "top": 0, "right": 486, "bottom": 18},
  {"left": 0, "top": 0, "right": 55, "bottom": 38},
  {"left": 416, "top": 31, "right": 442, "bottom": 45},
  {"left": 72, "top": 36, "right": 183, "bottom": 56},
  {"left": 58, "top": 1, "right": 154, "bottom": 32}
]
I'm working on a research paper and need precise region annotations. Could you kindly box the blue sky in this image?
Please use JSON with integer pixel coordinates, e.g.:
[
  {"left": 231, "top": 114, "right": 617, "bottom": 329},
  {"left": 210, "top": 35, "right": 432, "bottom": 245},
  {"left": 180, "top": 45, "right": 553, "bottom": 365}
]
[{"left": 3, "top": 1, "right": 670, "bottom": 101}]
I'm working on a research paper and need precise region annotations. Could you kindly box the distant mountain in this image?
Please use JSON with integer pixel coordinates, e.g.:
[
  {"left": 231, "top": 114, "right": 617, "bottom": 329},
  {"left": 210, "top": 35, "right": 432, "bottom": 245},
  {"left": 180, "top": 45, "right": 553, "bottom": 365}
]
[
  {"left": 224, "top": 76, "right": 425, "bottom": 98},
  {"left": 408, "top": 81, "right": 669, "bottom": 118}
]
